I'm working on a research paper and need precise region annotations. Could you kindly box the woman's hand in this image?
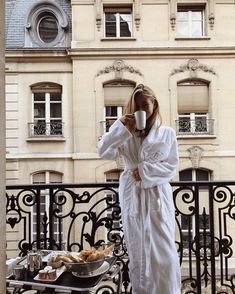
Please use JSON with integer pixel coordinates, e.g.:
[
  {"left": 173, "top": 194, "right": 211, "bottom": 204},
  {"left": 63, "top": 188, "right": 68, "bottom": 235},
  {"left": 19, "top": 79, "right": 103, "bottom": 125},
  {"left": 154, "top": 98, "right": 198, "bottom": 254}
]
[
  {"left": 120, "top": 114, "right": 135, "bottom": 131},
  {"left": 132, "top": 168, "right": 141, "bottom": 182}
]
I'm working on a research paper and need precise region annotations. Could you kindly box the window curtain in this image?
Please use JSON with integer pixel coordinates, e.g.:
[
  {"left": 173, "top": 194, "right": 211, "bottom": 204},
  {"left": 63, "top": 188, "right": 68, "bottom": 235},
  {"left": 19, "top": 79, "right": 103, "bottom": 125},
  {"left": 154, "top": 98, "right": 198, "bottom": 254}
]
[
  {"left": 177, "top": 83, "right": 208, "bottom": 113},
  {"left": 104, "top": 84, "right": 134, "bottom": 106}
]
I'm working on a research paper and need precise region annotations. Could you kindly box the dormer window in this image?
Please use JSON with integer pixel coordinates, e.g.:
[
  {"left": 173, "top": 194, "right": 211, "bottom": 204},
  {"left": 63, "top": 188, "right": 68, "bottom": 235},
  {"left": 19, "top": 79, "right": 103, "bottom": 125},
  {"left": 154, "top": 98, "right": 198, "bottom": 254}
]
[
  {"left": 25, "top": 3, "right": 69, "bottom": 47},
  {"left": 37, "top": 13, "right": 59, "bottom": 43}
]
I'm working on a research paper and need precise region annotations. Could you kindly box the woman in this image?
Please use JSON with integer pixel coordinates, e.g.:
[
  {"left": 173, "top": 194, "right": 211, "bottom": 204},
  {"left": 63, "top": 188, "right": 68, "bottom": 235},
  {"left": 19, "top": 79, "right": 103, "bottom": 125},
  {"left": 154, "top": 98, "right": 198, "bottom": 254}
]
[{"left": 98, "top": 84, "right": 181, "bottom": 294}]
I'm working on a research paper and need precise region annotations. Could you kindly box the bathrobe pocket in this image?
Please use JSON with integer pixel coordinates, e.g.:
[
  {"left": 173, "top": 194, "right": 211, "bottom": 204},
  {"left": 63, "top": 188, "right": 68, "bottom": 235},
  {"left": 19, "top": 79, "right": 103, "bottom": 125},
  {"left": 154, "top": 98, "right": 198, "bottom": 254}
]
[{"left": 143, "top": 141, "right": 171, "bottom": 163}]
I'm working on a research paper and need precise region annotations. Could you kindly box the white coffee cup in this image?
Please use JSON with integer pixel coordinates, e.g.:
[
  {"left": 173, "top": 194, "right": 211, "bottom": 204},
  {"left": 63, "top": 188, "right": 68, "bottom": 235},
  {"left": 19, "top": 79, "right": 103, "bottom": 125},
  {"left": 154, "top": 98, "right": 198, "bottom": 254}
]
[{"left": 134, "top": 110, "right": 146, "bottom": 130}]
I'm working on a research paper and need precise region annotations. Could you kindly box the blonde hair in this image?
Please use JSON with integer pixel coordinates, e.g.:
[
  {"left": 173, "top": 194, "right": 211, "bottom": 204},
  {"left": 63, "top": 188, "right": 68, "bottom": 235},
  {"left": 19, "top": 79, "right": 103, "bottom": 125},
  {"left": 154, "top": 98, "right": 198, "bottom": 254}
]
[{"left": 124, "top": 84, "right": 162, "bottom": 137}]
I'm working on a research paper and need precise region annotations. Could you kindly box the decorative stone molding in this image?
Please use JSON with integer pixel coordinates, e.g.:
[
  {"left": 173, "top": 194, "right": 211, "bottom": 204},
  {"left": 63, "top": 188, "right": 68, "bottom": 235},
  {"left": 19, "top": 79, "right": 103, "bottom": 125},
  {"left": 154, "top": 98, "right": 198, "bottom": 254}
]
[
  {"left": 187, "top": 146, "right": 203, "bottom": 168},
  {"left": 96, "top": 0, "right": 102, "bottom": 31},
  {"left": 25, "top": 1, "right": 69, "bottom": 47},
  {"left": 208, "top": 13, "right": 215, "bottom": 30},
  {"left": 170, "top": 0, "right": 215, "bottom": 31},
  {"left": 170, "top": 13, "right": 176, "bottom": 31},
  {"left": 169, "top": 0, "right": 176, "bottom": 31},
  {"left": 208, "top": 0, "right": 215, "bottom": 30},
  {"left": 170, "top": 59, "right": 216, "bottom": 77},
  {"left": 134, "top": 0, "right": 141, "bottom": 31},
  {"left": 96, "top": 60, "right": 143, "bottom": 78}
]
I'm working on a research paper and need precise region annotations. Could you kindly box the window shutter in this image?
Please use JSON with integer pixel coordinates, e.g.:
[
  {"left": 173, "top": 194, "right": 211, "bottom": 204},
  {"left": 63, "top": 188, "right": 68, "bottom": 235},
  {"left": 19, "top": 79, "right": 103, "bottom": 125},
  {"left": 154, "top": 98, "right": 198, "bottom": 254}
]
[{"left": 178, "top": 83, "right": 208, "bottom": 113}]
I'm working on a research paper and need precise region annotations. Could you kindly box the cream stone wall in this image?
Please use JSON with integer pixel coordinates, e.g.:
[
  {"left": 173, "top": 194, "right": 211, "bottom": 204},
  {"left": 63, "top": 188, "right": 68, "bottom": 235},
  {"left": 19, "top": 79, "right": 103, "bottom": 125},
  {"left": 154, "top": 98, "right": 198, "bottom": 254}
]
[{"left": 5, "top": 0, "right": 235, "bottom": 284}]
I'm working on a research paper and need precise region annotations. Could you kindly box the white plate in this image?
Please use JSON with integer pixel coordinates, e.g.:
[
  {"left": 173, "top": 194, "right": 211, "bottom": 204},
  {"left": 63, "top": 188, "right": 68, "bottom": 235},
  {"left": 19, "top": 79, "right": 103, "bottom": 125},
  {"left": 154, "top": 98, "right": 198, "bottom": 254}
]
[
  {"left": 34, "top": 269, "right": 64, "bottom": 282},
  {"left": 72, "top": 261, "right": 110, "bottom": 278}
]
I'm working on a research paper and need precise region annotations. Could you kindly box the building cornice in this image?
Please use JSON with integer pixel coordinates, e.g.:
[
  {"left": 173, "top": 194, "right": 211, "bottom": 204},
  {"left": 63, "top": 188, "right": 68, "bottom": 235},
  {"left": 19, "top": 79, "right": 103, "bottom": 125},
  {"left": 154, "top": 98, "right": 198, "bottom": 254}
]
[
  {"left": 68, "top": 47, "right": 235, "bottom": 59},
  {"left": 5, "top": 49, "right": 70, "bottom": 62},
  {"left": 5, "top": 47, "right": 235, "bottom": 61}
]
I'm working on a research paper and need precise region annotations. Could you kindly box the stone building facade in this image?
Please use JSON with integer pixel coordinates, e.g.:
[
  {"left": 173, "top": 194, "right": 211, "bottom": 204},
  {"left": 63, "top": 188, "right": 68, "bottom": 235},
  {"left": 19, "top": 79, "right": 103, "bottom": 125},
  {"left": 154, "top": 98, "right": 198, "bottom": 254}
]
[{"left": 4, "top": 0, "right": 235, "bottom": 290}]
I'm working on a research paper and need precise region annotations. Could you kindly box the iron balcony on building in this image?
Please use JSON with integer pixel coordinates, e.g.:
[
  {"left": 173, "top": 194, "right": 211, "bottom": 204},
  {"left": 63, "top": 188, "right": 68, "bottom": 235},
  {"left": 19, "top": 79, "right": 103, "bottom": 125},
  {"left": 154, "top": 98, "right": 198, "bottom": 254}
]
[
  {"left": 6, "top": 181, "right": 235, "bottom": 294},
  {"left": 175, "top": 118, "right": 215, "bottom": 136},
  {"left": 28, "top": 121, "right": 64, "bottom": 137}
]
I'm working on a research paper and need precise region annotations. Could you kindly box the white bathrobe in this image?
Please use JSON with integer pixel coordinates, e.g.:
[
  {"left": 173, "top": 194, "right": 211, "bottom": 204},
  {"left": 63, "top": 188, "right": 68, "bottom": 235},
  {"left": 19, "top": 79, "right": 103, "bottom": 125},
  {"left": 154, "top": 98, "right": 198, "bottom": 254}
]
[{"left": 98, "top": 119, "right": 181, "bottom": 294}]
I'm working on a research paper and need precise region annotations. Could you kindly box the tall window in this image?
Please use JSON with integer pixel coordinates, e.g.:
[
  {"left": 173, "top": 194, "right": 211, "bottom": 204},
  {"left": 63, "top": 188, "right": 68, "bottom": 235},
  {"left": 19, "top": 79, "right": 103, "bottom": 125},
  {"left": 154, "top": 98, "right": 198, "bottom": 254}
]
[
  {"left": 104, "top": 106, "right": 123, "bottom": 132},
  {"left": 31, "top": 83, "right": 63, "bottom": 137},
  {"left": 176, "top": 80, "right": 212, "bottom": 135},
  {"left": 104, "top": 7, "right": 132, "bottom": 38},
  {"left": 100, "top": 82, "right": 134, "bottom": 135},
  {"left": 177, "top": 6, "right": 205, "bottom": 37},
  {"left": 32, "top": 171, "right": 63, "bottom": 246}
]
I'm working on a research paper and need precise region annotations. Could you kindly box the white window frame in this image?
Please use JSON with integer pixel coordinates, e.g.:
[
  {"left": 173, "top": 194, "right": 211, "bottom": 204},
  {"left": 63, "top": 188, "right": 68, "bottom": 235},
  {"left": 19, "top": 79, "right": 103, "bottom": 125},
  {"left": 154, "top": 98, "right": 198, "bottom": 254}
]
[
  {"left": 101, "top": 106, "right": 123, "bottom": 134},
  {"left": 104, "top": 7, "right": 133, "bottom": 38},
  {"left": 32, "top": 90, "right": 62, "bottom": 136},
  {"left": 177, "top": 6, "right": 205, "bottom": 38},
  {"left": 178, "top": 112, "right": 208, "bottom": 134}
]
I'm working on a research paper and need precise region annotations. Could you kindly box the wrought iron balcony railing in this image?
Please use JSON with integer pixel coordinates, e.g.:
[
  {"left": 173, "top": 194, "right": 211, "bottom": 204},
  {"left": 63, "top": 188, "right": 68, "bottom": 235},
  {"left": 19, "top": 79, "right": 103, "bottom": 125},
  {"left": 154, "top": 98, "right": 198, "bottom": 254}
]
[
  {"left": 28, "top": 121, "right": 64, "bottom": 137},
  {"left": 6, "top": 181, "right": 235, "bottom": 294},
  {"left": 175, "top": 119, "right": 215, "bottom": 135}
]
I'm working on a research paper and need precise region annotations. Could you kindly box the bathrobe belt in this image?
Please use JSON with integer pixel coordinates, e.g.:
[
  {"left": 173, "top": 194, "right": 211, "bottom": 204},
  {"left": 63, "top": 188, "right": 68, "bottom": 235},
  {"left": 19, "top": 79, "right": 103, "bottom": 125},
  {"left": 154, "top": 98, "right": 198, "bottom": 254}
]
[{"left": 126, "top": 168, "right": 166, "bottom": 287}]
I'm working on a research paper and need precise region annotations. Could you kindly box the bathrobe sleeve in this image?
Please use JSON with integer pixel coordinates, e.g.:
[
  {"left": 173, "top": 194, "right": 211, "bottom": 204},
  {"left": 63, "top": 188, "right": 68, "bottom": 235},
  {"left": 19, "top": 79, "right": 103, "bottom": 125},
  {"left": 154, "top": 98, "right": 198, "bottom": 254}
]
[
  {"left": 98, "top": 119, "right": 132, "bottom": 160},
  {"left": 138, "top": 128, "right": 179, "bottom": 188}
]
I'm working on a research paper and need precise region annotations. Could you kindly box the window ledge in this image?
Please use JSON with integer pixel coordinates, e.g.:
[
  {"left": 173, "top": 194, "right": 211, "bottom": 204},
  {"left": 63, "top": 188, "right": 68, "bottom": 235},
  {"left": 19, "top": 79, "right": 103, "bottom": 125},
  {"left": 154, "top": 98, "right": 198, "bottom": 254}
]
[
  {"left": 177, "top": 134, "right": 216, "bottom": 139},
  {"left": 101, "top": 37, "right": 136, "bottom": 41},
  {"left": 175, "top": 36, "right": 211, "bottom": 41},
  {"left": 27, "top": 137, "right": 65, "bottom": 142}
]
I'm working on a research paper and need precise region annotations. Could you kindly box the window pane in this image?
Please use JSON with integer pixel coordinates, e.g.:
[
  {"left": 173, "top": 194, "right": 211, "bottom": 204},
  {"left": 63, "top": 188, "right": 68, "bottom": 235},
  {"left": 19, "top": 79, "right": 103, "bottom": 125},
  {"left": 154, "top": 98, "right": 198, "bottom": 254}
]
[
  {"left": 177, "top": 11, "right": 188, "bottom": 21},
  {"left": 38, "top": 15, "right": 58, "bottom": 43},
  {"left": 106, "top": 106, "right": 118, "bottom": 117},
  {"left": 105, "top": 13, "right": 116, "bottom": 37},
  {"left": 177, "top": 22, "right": 189, "bottom": 37},
  {"left": 179, "top": 169, "right": 192, "bottom": 181},
  {"left": 105, "top": 22, "right": 116, "bottom": 37},
  {"left": 120, "top": 13, "right": 131, "bottom": 37},
  {"left": 120, "top": 22, "right": 131, "bottom": 37},
  {"left": 191, "top": 21, "right": 203, "bottom": 37},
  {"left": 34, "top": 104, "right": 45, "bottom": 118},
  {"left": 50, "top": 93, "right": 61, "bottom": 101},
  {"left": 33, "top": 172, "right": 45, "bottom": 183},
  {"left": 192, "top": 11, "right": 202, "bottom": 21},
  {"left": 106, "top": 13, "right": 116, "bottom": 21},
  {"left": 50, "top": 103, "right": 61, "bottom": 117},
  {"left": 34, "top": 93, "right": 45, "bottom": 101},
  {"left": 106, "top": 118, "right": 116, "bottom": 132},
  {"left": 196, "top": 170, "right": 209, "bottom": 181}
]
